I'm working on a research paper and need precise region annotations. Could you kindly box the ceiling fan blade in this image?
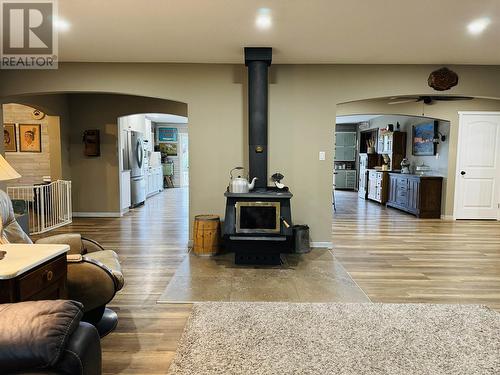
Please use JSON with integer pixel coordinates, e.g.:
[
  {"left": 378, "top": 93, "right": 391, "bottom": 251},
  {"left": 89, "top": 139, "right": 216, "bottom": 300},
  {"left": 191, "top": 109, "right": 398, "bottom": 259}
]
[
  {"left": 388, "top": 98, "right": 418, "bottom": 105},
  {"left": 431, "top": 96, "right": 474, "bottom": 101}
]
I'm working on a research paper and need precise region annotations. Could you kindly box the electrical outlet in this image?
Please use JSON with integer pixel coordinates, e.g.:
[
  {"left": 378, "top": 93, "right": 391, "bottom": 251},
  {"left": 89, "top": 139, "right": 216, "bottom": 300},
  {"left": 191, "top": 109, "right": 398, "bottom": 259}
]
[
  {"left": 436, "top": 152, "right": 440, "bottom": 159},
  {"left": 319, "top": 151, "right": 326, "bottom": 161}
]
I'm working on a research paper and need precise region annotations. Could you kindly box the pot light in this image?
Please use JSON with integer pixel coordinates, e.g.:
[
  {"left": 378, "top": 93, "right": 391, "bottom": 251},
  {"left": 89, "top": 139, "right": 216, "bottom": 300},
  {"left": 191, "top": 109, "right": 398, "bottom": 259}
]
[
  {"left": 256, "top": 8, "right": 272, "bottom": 30},
  {"left": 54, "top": 17, "right": 71, "bottom": 32},
  {"left": 467, "top": 17, "right": 490, "bottom": 35}
]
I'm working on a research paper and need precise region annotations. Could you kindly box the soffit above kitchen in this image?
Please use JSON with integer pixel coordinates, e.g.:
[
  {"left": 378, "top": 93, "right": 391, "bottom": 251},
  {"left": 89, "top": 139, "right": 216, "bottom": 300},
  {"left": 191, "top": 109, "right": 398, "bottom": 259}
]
[{"left": 56, "top": 0, "right": 500, "bottom": 64}]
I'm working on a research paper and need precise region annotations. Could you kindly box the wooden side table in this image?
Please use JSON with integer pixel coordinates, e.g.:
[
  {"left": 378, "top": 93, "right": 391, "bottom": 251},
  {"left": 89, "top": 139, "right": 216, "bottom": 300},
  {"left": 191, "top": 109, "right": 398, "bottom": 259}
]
[{"left": 0, "top": 244, "right": 70, "bottom": 303}]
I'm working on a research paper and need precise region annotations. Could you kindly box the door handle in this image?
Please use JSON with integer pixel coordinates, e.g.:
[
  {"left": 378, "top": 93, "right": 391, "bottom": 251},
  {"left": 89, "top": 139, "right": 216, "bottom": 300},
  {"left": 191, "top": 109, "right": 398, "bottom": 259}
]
[{"left": 460, "top": 171, "right": 466, "bottom": 176}]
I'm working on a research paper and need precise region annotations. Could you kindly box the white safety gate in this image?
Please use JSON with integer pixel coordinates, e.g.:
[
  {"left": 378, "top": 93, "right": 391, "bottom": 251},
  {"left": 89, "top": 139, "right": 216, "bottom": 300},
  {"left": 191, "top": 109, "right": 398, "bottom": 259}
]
[{"left": 8, "top": 180, "right": 72, "bottom": 235}]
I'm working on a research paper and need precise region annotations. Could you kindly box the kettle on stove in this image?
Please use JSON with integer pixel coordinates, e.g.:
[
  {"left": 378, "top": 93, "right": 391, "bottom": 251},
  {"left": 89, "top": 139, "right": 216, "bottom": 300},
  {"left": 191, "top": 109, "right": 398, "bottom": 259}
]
[{"left": 228, "top": 167, "right": 257, "bottom": 193}]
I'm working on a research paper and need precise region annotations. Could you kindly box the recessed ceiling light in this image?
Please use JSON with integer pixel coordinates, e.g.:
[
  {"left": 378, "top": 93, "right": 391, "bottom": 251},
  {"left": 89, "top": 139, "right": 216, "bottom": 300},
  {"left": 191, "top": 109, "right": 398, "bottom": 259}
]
[
  {"left": 467, "top": 17, "right": 491, "bottom": 35},
  {"left": 256, "top": 8, "right": 272, "bottom": 30},
  {"left": 54, "top": 17, "right": 71, "bottom": 32}
]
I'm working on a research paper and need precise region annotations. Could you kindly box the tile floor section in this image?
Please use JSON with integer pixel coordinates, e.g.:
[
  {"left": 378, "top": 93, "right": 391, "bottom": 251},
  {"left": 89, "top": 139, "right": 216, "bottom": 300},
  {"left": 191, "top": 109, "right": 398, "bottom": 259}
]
[{"left": 158, "top": 249, "right": 370, "bottom": 303}]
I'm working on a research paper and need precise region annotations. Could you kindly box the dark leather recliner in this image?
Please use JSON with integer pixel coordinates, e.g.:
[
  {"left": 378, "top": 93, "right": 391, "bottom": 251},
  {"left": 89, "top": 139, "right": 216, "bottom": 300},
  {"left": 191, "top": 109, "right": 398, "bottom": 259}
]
[
  {"left": 0, "top": 190, "right": 124, "bottom": 336},
  {"left": 1, "top": 300, "right": 101, "bottom": 375}
]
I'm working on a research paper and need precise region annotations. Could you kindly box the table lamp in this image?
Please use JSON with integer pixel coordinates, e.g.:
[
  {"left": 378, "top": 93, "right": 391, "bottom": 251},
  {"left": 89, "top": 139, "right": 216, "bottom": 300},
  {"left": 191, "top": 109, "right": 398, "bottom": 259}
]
[
  {"left": 0, "top": 154, "right": 21, "bottom": 181},
  {"left": 0, "top": 154, "right": 21, "bottom": 245}
]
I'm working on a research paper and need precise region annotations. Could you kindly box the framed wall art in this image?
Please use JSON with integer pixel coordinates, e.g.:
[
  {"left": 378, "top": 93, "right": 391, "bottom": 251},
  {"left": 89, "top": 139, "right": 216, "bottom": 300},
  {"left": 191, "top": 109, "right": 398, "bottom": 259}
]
[
  {"left": 160, "top": 142, "right": 178, "bottom": 156},
  {"left": 19, "top": 124, "right": 42, "bottom": 152},
  {"left": 157, "top": 127, "right": 178, "bottom": 142},
  {"left": 3, "top": 124, "right": 17, "bottom": 152},
  {"left": 412, "top": 121, "right": 437, "bottom": 156}
]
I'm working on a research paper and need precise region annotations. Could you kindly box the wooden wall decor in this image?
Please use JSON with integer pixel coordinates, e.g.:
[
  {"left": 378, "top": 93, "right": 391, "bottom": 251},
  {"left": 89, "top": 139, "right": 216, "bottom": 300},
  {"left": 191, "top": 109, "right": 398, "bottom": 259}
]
[
  {"left": 428, "top": 67, "right": 459, "bottom": 91},
  {"left": 31, "top": 109, "right": 45, "bottom": 120},
  {"left": 83, "top": 129, "right": 100, "bottom": 157}
]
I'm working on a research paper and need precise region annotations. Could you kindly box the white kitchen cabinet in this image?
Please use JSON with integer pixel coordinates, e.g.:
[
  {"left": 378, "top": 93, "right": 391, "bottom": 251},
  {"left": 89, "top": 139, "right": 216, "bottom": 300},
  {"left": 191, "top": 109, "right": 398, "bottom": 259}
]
[
  {"left": 120, "top": 170, "right": 131, "bottom": 211},
  {"left": 146, "top": 167, "right": 163, "bottom": 198}
]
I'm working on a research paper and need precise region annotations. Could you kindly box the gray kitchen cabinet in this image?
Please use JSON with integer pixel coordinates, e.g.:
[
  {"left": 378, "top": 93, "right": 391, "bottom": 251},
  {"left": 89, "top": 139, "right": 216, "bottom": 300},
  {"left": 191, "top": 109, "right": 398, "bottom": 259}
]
[
  {"left": 335, "top": 170, "right": 347, "bottom": 189},
  {"left": 345, "top": 170, "right": 356, "bottom": 189},
  {"left": 335, "top": 170, "right": 356, "bottom": 190},
  {"left": 334, "top": 132, "right": 356, "bottom": 162}
]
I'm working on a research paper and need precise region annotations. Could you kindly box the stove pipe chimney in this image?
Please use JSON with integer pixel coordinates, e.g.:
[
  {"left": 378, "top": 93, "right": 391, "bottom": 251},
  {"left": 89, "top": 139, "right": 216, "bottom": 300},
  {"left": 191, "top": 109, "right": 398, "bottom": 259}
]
[{"left": 245, "top": 47, "right": 272, "bottom": 189}]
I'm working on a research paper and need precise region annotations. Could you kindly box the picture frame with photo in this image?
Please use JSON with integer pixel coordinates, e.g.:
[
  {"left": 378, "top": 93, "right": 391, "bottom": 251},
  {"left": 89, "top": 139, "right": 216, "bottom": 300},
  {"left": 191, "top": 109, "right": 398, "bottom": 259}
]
[
  {"left": 160, "top": 142, "right": 178, "bottom": 156},
  {"left": 157, "top": 127, "right": 178, "bottom": 142},
  {"left": 19, "top": 124, "right": 42, "bottom": 153},
  {"left": 3, "top": 123, "right": 17, "bottom": 152}
]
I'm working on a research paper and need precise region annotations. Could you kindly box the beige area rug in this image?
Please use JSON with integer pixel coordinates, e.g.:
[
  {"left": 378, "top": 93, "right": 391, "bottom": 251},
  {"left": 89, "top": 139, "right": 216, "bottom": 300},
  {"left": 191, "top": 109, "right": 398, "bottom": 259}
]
[
  {"left": 158, "top": 250, "right": 370, "bottom": 303},
  {"left": 167, "top": 302, "right": 500, "bottom": 375}
]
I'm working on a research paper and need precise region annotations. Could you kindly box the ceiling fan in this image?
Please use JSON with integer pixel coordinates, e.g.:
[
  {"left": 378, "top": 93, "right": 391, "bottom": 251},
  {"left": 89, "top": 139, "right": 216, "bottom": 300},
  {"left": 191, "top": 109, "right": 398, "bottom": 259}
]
[{"left": 388, "top": 95, "right": 473, "bottom": 105}]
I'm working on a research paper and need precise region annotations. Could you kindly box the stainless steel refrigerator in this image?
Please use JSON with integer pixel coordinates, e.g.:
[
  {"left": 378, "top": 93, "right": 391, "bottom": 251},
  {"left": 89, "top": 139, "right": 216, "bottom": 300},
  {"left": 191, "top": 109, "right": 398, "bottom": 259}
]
[{"left": 128, "top": 130, "right": 146, "bottom": 207}]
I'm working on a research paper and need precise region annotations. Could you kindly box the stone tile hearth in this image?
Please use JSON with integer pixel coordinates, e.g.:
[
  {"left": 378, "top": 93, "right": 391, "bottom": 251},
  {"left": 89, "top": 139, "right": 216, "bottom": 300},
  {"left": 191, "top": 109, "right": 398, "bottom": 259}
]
[{"left": 157, "top": 249, "right": 370, "bottom": 303}]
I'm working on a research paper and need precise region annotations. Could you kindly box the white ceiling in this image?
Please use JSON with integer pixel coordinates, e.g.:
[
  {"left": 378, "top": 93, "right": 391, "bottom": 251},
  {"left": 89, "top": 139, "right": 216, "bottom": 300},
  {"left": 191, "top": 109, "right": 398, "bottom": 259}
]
[
  {"left": 146, "top": 113, "right": 188, "bottom": 124},
  {"left": 57, "top": 0, "right": 500, "bottom": 64},
  {"left": 336, "top": 115, "right": 382, "bottom": 124}
]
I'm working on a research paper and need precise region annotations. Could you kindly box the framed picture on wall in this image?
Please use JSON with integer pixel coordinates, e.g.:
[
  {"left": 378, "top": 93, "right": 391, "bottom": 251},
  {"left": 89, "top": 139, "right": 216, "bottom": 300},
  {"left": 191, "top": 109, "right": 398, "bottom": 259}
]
[
  {"left": 412, "top": 121, "right": 437, "bottom": 156},
  {"left": 3, "top": 123, "right": 17, "bottom": 152},
  {"left": 157, "top": 127, "right": 178, "bottom": 142},
  {"left": 19, "top": 124, "right": 42, "bottom": 152},
  {"left": 160, "top": 142, "right": 178, "bottom": 156}
]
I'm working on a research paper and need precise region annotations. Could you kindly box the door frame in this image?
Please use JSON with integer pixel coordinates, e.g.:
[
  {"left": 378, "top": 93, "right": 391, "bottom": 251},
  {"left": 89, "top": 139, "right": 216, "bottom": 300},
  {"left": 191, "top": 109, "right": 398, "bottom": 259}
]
[
  {"left": 454, "top": 111, "right": 500, "bottom": 220},
  {"left": 179, "top": 132, "right": 189, "bottom": 187}
]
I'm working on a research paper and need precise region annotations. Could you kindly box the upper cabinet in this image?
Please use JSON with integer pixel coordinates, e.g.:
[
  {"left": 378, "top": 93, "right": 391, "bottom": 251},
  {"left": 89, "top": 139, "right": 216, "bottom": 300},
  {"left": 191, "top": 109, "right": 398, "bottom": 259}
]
[
  {"left": 377, "top": 131, "right": 406, "bottom": 170},
  {"left": 334, "top": 131, "right": 356, "bottom": 161}
]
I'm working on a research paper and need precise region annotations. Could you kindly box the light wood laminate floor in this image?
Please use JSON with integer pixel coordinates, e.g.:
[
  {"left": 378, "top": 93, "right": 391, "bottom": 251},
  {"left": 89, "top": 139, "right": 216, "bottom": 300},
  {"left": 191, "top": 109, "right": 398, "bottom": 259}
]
[
  {"left": 41, "top": 188, "right": 500, "bottom": 374},
  {"left": 333, "top": 190, "right": 500, "bottom": 311}
]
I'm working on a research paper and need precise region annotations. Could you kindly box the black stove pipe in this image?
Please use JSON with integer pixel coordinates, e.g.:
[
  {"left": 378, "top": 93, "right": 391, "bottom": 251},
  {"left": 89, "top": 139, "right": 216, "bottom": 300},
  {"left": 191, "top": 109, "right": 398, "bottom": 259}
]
[{"left": 245, "top": 47, "right": 272, "bottom": 189}]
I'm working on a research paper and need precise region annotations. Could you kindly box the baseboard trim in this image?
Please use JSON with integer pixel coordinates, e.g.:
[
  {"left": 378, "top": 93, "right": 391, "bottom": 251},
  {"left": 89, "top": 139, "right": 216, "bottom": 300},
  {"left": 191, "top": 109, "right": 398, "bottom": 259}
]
[
  {"left": 440, "top": 215, "right": 454, "bottom": 220},
  {"left": 187, "top": 240, "right": 332, "bottom": 249},
  {"left": 73, "top": 212, "right": 121, "bottom": 218},
  {"left": 311, "top": 241, "right": 333, "bottom": 249}
]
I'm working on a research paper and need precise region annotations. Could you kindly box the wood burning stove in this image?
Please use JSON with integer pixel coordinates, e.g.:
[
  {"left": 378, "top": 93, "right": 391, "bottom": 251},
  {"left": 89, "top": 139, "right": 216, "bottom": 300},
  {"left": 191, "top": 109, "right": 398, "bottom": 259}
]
[
  {"left": 224, "top": 189, "right": 293, "bottom": 265},
  {"left": 223, "top": 47, "right": 294, "bottom": 265}
]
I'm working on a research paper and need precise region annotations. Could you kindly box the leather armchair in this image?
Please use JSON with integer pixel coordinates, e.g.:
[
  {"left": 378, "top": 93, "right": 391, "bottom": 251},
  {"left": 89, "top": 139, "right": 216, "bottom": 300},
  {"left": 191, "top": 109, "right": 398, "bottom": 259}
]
[
  {"left": 1, "top": 300, "right": 101, "bottom": 375},
  {"left": 0, "top": 190, "right": 124, "bottom": 336}
]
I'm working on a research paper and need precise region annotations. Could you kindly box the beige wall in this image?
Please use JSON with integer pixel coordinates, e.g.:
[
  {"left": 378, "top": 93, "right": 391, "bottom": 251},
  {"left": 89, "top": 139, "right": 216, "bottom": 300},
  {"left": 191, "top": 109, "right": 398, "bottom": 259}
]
[
  {"left": 1, "top": 63, "right": 500, "bottom": 241},
  {"left": 2, "top": 103, "right": 52, "bottom": 186},
  {"left": 2, "top": 94, "right": 72, "bottom": 181},
  {"left": 67, "top": 94, "right": 186, "bottom": 214},
  {"left": 337, "top": 98, "right": 500, "bottom": 218}
]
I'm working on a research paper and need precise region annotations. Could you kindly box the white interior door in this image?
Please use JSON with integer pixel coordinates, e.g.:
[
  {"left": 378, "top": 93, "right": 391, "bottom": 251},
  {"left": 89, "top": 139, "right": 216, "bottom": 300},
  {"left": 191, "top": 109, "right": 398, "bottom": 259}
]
[{"left": 455, "top": 112, "right": 500, "bottom": 220}]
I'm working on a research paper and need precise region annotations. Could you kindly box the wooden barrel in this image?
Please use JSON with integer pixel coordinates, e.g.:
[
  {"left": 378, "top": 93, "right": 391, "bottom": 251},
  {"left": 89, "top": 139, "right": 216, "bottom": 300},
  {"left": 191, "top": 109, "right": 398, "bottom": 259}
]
[{"left": 193, "top": 215, "right": 220, "bottom": 256}]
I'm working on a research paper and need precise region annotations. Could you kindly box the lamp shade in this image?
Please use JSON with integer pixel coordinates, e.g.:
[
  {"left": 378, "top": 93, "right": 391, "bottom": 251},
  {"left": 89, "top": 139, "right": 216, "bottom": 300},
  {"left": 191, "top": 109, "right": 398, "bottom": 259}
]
[{"left": 0, "top": 154, "right": 21, "bottom": 181}]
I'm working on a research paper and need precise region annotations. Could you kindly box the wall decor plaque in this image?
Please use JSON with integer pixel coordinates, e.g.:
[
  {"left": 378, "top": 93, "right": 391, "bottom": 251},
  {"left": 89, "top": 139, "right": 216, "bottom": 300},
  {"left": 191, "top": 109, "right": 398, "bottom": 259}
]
[{"left": 428, "top": 67, "right": 459, "bottom": 91}]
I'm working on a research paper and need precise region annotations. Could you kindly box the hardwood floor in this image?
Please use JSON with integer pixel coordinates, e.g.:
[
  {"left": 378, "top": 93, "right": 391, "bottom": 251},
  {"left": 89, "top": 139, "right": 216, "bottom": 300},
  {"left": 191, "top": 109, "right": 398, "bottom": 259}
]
[
  {"left": 39, "top": 188, "right": 192, "bottom": 375},
  {"left": 39, "top": 187, "right": 500, "bottom": 373},
  {"left": 333, "top": 190, "right": 500, "bottom": 311}
]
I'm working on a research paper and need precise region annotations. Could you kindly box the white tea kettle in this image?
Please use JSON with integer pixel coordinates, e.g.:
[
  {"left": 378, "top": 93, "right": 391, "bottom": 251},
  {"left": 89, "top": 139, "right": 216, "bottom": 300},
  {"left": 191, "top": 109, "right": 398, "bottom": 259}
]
[{"left": 229, "top": 167, "right": 257, "bottom": 193}]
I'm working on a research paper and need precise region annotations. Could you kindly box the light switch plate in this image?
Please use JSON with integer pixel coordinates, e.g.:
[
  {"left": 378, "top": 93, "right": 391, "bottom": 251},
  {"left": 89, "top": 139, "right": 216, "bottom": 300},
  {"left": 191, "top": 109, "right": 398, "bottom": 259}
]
[{"left": 319, "top": 151, "right": 326, "bottom": 161}]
